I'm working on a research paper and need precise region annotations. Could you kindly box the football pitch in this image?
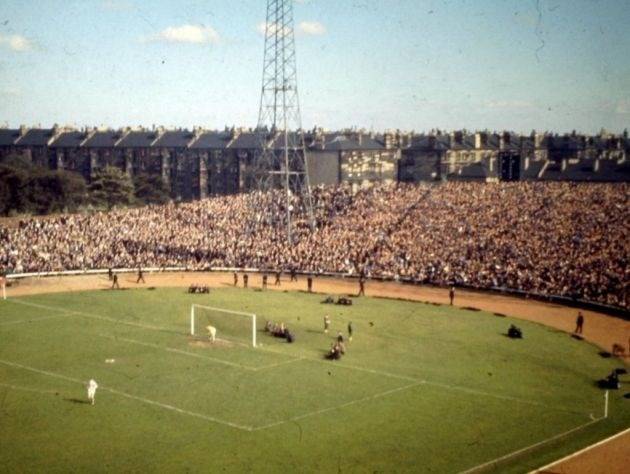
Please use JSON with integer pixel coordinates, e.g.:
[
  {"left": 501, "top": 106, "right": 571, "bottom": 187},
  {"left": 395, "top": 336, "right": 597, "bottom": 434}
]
[{"left": 0, "top": 287, "right": 628, "bottom": 473}]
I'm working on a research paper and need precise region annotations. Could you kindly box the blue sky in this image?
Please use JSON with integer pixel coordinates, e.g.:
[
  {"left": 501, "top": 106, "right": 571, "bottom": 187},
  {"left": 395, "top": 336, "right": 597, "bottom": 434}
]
[{"left": 0, "top": 0, "right": 628, "bottom": 133}]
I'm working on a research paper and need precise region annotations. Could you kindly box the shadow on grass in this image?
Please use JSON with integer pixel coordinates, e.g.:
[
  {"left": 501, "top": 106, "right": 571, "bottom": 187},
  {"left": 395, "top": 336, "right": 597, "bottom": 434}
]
[
  {"left": 64, "top": 398, "right": 90, "bottom": 404},
  {"left": 494, "top": 312, "right": 507, "bottom": 318}
]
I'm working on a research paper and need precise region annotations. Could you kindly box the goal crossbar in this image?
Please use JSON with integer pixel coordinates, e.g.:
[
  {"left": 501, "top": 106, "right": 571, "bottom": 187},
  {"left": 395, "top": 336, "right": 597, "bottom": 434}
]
[{"left": 190, "top": 304, "right": 257, "bottom": 347}]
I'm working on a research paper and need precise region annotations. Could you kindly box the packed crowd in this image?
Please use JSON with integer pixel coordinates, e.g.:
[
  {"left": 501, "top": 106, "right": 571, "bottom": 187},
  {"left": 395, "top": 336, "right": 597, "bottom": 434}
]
[{"left": 1, "top": 182, "right": 628, "bottom": 309}]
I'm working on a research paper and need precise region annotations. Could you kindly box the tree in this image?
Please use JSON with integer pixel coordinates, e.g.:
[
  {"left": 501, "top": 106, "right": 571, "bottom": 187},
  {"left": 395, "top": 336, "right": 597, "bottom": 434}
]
[
  {"left": 133, "top": 173, "right": 170, "bottom": 205},
  {"left": 89, "top": 166, "right": 135, "bottom": 210},
  {"left": 0, "top": 159, "right": 32, "bottom": 215}
]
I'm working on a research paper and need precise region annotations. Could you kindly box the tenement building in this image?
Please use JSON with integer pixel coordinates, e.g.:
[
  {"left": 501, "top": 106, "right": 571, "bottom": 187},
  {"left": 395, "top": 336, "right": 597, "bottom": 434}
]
[{"left": 0, "top": 125, "right": 628, "bottom": 200}]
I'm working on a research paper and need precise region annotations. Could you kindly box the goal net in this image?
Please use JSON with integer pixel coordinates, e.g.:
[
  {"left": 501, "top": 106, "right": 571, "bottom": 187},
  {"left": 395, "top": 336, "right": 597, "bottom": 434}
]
[{"left": 190, "top": 304, "right": 258, "bottom": 347}]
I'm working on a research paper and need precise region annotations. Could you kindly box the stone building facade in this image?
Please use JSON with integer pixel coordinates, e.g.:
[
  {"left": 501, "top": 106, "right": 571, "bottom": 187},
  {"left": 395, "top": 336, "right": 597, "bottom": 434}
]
[{"left": 0, "top": 126, "right": 628, "bottom": 201}]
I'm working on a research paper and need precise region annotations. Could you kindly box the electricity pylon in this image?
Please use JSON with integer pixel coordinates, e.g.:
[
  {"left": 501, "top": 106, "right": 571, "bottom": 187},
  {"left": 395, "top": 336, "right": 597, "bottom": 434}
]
[{"left": 252, "top": 0, "right": 315, "bottom": 244}]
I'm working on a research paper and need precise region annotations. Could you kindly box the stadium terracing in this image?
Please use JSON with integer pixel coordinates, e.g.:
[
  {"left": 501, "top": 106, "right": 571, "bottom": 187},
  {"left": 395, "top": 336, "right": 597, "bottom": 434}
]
[
  {"left": 1, "top": 182, "right": 628, "bottom": 311},
  {"left": 0, "top": 126, "right": 628, "bottom": 200}
]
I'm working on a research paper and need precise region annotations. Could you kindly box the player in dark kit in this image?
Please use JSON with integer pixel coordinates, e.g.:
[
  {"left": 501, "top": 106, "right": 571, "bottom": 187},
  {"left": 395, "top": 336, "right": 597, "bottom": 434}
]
[
  {"left": 449, "top": 286, "right": 455, "bottom": 305},
  {"left": 290, "top": 267, "right": 297, "bottom": 282},
  {"left": 108, "top": 268, "right": 113, "bottom": 281},
  {"left": 136, "top": 268, "right": 145, "bottom": 284},
  {"left": 358, "top": 275, "right": 365, "bottom": 296},
  {"left": 243, "top": 274, "right": 248, "bottom": 288},
  {"left": 307, "top": 275, "right": 313, "bottom": 293},
  {"left": 111, "top": 274, "right": 120, "bottom": 289},
  {"left": 274, "top": 270, "right": 281, "bottom": 286},
  {"left": 575, "top": 312, "right": 584, "bottom": 334},
  {"left": 262, "top": 273, "right": 268, "bottom": 290},
  {"left": 233, "top": 272, "right": 238, "bottom": 286}
]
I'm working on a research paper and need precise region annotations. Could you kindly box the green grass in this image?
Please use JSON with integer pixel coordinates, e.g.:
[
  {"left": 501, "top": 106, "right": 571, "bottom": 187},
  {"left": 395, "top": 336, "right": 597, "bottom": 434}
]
[{"left": 0, "top": 287, "right": 628, "bottom": 473}]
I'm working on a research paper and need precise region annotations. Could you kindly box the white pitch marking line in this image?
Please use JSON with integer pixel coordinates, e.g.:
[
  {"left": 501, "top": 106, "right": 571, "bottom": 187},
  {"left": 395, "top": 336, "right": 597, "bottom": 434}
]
[
  {"left": 94, "top": 333, "right": 258, "bottom": 371},
  {"left": 10, "top": 300, "right": 173, "bottom": 333},
  {"left": 458, "top": 416, "right": 605, "bottom": 474},
  {"left": 6, "top": 300, "right": 593, "bottom": 418},
  {"left": 0, "top": 358, "right": 253, "bottom": 432},
  {"left": 0, "top": 382, "right": 60, "bottom": 395},
  {"left": 529, "top": 426, "right": 630, "bottom": 474},
  {"left": 422, "top": 380, "right": 587, "bottom": 416},
  {"left": 0, "top": 315, "right": 69, "bottom": 326},
  {"left": 255, "top": 357, "right": 305, "bottom": 371},
  {"left": 12, "top": 299, "right": 304, "bottom": 371},
  {"left": 253, "top": 381, "right": 424, "bottom": 431},
  {"left": 253, "top": 343, "right": 418, "bottom": 382}
]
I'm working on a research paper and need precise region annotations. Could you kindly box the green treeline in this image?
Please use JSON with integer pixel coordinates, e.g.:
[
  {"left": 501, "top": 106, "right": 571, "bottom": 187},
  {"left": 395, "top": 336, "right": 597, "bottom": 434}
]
[{"left": 0, "top": 155, "right": 169, "bottom": 216}]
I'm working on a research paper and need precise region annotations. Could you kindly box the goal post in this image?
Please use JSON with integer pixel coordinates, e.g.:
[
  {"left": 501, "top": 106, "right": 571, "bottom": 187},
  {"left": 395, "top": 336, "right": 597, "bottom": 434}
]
[{"left": 190, "top": 304, "right": 257, "bottom": 347}]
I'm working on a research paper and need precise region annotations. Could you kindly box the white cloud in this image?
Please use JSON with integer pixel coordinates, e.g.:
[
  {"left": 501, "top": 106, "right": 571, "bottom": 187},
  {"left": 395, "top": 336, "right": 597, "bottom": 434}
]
[
  {"left": 485, "top": 100, "right": 533, "bottom": 110},
  {"left": 0, "top": 34, "right": 34, "bottom": 52},
  {"left": 615, "top": 99, "right": 630, "bottom": 114},
  {"left": 297, "top": 21, "right": 326, "bottom": 36},
  {"left": 145, "top": 24, "right": 220, "bottom": 45},
  {"left": 0, "top": 86, "right": 21, "bottom": 97}
]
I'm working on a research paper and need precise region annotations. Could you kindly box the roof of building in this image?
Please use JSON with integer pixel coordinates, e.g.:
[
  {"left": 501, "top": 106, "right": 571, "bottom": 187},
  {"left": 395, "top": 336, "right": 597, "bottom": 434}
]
[
  {"left": 117, "top": 131, "right": 159, "bottom": 148},
  {"left": 407, "top": 134, "right": 450, "bottom": 151},
  {"left": 0, "top": 129, "right": 21, "bottom": 146},
  {"left": 189, "top": 131, "right": 234, "bottom": 149},
  {"left": 15, "top": 128, "right": 55, "bottom": 146},
  {"left": 50, "top": 131, "right": 89, "bottom": 148},
  {"left": 228, "top": 132, "right": 260, "bottom": 149},
  {"left": 308, "top": 133, "right": 385, "bottom": 151},
  {"left": 153, "top": 130, "right": 196, "bottom": 148},
  {"left": 548, "top": 135, "right": 583, "bottom": 151},
  {"left": 449, "top": 133, "right": 475, "bottom": 151},
  {"left": 83, "top": 130, "right": 126, "bottom": 148}
]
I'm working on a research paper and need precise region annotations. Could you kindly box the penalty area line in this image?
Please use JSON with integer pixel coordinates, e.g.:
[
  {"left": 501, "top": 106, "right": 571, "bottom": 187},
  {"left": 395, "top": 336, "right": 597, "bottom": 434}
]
[
  {"left": 0, "top": 314, "right": 70, "bottom": 326},
  {"left": 93, "top": 333, "right": 258, "bottom": 371},
  {"left": 0, "top": 358, "right": 253, "bottom": 432},
  {"left": 253, "top": 380, "right": 424, "bottom": 431},
  {"left": 9, "top": 300, "right": 176, "bottom": 334},
  {"left": 0, "top": 382, "right": 61, "bottom": 395}
]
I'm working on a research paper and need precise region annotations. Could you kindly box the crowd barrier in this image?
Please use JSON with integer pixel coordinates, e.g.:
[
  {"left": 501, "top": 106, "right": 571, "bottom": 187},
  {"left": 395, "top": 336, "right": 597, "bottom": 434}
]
[{"left": 4, "top": 266, "right": 628, "bottom": 320}]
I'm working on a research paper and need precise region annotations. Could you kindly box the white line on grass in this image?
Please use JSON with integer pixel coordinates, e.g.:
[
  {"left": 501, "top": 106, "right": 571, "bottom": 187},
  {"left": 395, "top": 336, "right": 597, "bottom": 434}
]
[
  {"left": 458, "top": 416, "right": 605, "bottom": 474},
  {"left": 0, "top": 358, "right": 254, "bottom": 432},
  {"left": 253, "top": 381, "right": 424, "bottom": 431},
  {"left": 94, "top": 333, "right": 304, "bottom": 372},
  {"left": 529, "top": 426, "right": 630, "bottom": 474},
  {"left": 256, "top": 357, "right": 305, "bottom": 371},
  {"left": 12, "top": 299, "right": 307, "bottom": 371},
  {"left": 421, "top": 380, "right": 587, "bottom": 416},
  {"left": 0, "top": 382, "right": 61, "bottom": 394},
  {"left": 0, "top": 315, "right": 69, "bottom": 326},
  {"left": 94, "top": 333, "right": 258, "bottom": 371},
  {"left": 6, "top": 299, "right": 595, "bottom": 419},
  {"left": 9, "top": 300, "right": 175, "bottom": 333},
  {"left": 253, "top": 343, "right": 419, "bottom": 382}
]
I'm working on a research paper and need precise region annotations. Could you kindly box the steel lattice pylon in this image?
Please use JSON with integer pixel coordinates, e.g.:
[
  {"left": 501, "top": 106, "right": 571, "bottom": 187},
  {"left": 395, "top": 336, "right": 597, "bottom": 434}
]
[{"left": 251, "top": 0, "right": 315, "bottom": 244}]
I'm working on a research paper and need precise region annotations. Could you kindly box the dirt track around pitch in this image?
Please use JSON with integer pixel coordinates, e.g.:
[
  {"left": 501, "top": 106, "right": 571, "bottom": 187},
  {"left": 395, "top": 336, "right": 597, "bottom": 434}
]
[{"left": 4, "top": 271, "right": 629, "bottom": 472}]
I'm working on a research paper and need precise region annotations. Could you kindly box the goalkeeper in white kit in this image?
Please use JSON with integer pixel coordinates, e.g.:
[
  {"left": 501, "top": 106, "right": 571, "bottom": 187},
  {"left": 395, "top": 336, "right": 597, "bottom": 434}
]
[
  {"left": 206, "top": 325, "right": 217, "bottom": 342},
  {"left": 87, "top": 379, "right": 98, "bottom": 405}
]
